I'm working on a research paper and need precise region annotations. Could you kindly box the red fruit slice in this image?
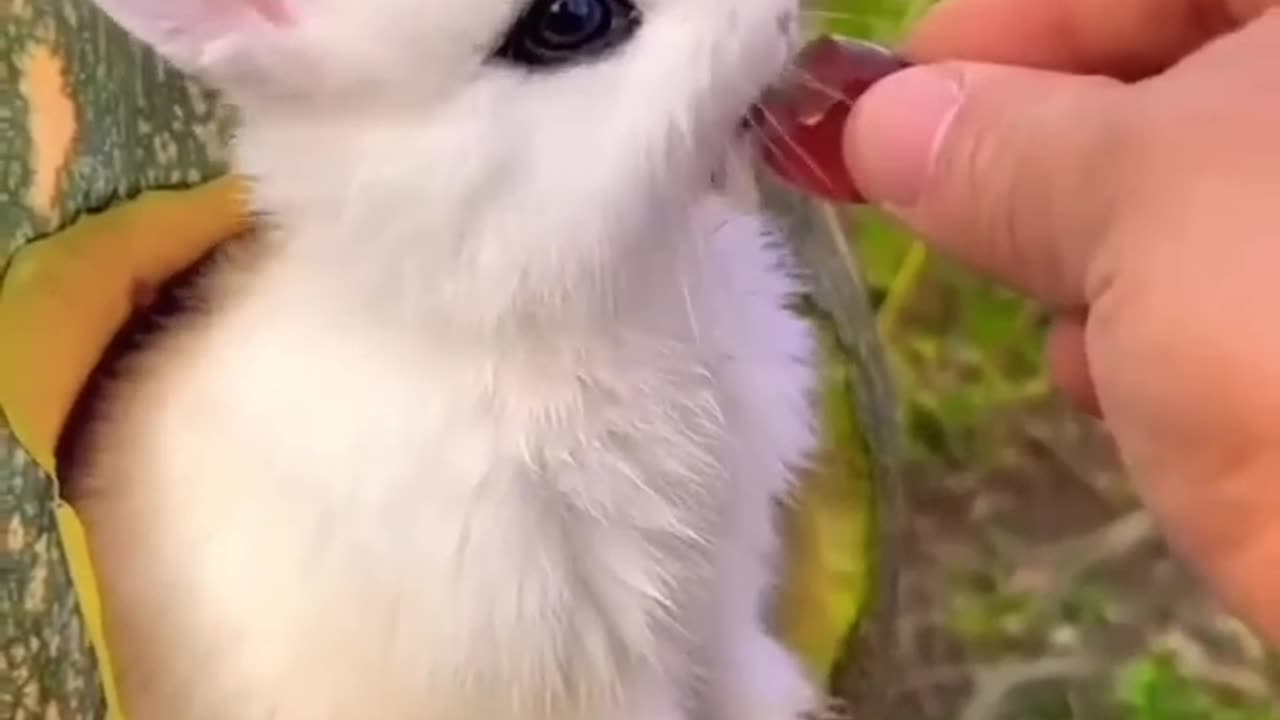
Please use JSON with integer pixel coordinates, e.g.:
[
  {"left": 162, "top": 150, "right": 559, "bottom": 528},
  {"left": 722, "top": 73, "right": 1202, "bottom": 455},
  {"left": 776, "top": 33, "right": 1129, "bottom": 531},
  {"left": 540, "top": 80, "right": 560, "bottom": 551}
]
[{"left": 753, "top": 35, "right": 911, "bottom": 203}]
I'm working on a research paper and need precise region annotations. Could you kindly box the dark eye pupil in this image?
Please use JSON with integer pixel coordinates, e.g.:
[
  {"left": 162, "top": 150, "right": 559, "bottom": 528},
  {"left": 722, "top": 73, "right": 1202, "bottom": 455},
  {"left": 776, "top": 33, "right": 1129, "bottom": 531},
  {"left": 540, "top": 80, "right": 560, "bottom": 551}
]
[
  {"left": 540, "top": 0, "right": 607, "bottom": 48},
  {"left": 496, "top": 0, "right": 641, "bottom": 68}
]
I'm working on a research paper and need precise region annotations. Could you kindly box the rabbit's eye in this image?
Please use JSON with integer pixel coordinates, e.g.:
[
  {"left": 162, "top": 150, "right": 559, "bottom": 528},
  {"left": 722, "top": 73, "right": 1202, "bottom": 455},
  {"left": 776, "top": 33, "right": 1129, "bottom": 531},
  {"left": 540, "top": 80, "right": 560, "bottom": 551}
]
[{"left": 496, "top": 0, "right": 641, "bottom": 67}]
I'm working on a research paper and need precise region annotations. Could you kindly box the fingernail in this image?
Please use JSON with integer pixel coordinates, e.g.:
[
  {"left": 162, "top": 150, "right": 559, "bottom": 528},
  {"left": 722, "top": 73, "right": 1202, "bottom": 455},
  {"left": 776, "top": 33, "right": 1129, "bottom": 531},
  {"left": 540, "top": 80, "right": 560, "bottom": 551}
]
[{"left": 845, "top": 65, "right": 963, "bottom": 207}]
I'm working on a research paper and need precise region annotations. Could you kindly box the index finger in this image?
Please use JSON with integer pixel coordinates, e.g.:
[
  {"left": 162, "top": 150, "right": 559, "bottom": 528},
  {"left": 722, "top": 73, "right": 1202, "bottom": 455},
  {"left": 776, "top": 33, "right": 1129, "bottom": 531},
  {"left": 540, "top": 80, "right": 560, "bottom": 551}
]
[{"left": 903, "top": 0, "right": 1279, "bottom": 79}]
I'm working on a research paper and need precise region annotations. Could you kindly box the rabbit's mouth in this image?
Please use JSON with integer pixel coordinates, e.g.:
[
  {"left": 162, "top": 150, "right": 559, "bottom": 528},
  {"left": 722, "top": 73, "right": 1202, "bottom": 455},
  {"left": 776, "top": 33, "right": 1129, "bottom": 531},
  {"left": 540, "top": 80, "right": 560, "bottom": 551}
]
[{"left": 746, "top": 35, "right": 909, "bottom": 203}]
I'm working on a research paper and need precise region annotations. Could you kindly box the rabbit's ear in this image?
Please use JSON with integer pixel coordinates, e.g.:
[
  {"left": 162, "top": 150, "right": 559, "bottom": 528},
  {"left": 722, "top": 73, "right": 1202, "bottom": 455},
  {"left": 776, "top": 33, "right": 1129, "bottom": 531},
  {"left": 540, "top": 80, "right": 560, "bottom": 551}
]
[{"left": 90, "top": 0, "right": 296, "bottom": 68}]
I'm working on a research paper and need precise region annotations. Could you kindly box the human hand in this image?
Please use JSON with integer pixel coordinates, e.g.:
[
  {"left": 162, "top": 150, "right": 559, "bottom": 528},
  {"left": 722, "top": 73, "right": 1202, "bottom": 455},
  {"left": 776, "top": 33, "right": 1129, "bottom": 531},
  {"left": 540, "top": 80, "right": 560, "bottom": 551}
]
[{"left": 839, "top": 0, "right": 1280, "bottom": 643}]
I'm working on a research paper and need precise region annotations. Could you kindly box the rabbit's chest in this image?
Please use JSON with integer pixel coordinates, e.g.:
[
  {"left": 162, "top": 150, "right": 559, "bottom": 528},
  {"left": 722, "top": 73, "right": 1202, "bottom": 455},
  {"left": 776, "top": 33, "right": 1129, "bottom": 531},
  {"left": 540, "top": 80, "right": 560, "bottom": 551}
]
[{"left": 98, "top": 321, "right": 743, "bottom": 715}]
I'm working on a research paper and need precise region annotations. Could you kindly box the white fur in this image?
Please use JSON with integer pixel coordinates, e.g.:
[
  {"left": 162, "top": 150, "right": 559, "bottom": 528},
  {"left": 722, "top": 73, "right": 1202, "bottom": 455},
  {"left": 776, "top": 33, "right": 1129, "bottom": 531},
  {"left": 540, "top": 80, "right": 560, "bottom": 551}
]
[{"left": 77, "top": 1, "right": 818, "bottom": 718}]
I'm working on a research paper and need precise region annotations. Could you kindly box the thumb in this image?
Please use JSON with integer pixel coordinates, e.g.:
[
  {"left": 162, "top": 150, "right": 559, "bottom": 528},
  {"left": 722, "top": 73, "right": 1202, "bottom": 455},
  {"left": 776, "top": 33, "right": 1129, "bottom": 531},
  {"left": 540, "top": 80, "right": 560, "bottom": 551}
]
[{"left": 844, "top": 62, "right": 1133, "bottom": 308}]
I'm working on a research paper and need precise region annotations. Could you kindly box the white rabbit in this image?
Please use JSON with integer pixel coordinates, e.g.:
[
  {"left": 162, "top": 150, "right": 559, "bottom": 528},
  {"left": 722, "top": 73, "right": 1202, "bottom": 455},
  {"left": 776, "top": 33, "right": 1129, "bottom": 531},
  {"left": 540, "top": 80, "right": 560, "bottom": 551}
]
[{"left": 71, "top": 0, "right": 822, "bottom": 718}]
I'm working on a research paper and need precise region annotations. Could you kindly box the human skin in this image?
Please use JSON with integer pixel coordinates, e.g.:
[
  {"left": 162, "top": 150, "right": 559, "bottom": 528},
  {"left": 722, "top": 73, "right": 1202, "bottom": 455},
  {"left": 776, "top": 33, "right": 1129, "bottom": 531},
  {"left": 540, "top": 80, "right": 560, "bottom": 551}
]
[{"left": 841, "top": 0, "right": 1280, "bottom": 645}]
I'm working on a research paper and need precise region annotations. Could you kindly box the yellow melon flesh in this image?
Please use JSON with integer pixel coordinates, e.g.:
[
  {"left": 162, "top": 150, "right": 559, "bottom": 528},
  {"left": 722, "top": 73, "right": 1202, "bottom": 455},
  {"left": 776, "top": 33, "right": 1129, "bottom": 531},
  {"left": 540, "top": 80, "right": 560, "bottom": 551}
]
[{"left": 0, "top": 176, "right": 250, "bottom": 476}]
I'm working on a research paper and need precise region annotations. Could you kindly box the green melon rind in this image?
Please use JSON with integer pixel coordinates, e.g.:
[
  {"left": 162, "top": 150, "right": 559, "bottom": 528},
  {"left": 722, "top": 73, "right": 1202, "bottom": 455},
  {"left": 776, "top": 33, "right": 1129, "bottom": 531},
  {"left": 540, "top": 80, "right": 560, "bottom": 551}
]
[
  {"left": 0, "top": 0, "right": 234, "bottom": 255},
  {"left": 0, "top": 420, "right": 106, "bottom": 719},
  {"left": 2, "top": 2, "right": 234, "bottom": 717},
  {"left": 759, "top": 173, "right": 903, "bottom": 715}
]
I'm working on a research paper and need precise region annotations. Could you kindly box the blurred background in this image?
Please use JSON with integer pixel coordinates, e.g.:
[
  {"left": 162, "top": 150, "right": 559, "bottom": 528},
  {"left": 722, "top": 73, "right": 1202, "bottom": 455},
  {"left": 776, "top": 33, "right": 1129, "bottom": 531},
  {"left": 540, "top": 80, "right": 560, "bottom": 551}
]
[{"left": 821, "top": 1, "right": 1280, "bottom": 718}]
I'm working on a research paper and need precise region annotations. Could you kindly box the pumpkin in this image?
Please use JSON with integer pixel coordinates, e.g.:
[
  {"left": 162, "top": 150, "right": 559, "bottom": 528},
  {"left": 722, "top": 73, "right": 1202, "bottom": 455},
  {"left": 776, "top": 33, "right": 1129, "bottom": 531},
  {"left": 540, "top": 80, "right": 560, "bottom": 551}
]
[{"left": 0, "top": 2, "right": 900, "bottom": 718}]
